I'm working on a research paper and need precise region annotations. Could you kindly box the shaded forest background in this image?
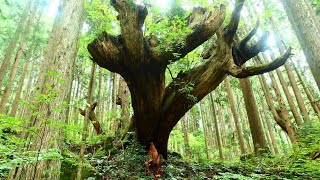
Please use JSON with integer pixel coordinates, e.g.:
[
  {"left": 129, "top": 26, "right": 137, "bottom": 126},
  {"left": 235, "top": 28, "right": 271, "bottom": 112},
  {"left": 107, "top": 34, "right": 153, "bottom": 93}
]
[{"left": 0, "top": 0, "right": 320, "bottom": 179}]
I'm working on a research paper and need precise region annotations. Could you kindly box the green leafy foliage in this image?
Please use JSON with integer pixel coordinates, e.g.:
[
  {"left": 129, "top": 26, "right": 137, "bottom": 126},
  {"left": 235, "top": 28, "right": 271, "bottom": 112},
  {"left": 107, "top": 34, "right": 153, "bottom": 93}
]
[
  {"left": 312, "top": 0, "right": 320, "bottom": 15},
  {"left": 147, "top": 15, "right": 192, "bottom": 52}
]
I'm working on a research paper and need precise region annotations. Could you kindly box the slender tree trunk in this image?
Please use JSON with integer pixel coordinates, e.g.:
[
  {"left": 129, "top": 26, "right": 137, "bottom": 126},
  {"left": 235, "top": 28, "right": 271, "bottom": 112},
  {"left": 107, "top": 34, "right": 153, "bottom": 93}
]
[
  {"left": 10, "top": 50, "right": 32, "bottom": 117},
  {"left": 239, "top": 78, "right": 269, "bottom": 154},
  {"left": 263, "top": 54, "right": 297, "bottom": 143},
  {"left": 0, "top": 46, "right": 24, "bottom": 114},
  {"left": 0, "top": 0, "right": 33, "bottom": 88},
  {"left": 199, "top": 103, "right": 210, "bottom": 159},
  {"left": 65, "top": 65, "right": 76, "bottom": 125},
  {"left": 285, "top": 64, "right": 310, "bottom": 120},
  {"left": 269, "top": 19, "right": 310, "bottom": 122},
  {"left": 261, "top": 112, "right": 273, "bottom": 154},
  {"left": 112, "top": 73, "right": 118, "bottom": 130},
  {"left": 284, "top": 62, "right": 310, "bottom": 122},
  {"left": 18, "top": 61, "right": 34, "bottom": 117},
  {"left": 190, "top": 108, "right": 199, "bottom": 132},
  {"left": 97, "top": 68, "right": 103, "bottom": 119},
  {"left": 258, "top": 75, "right": 282, "bottom": 123},
  {"left": 260, "top": 55, "right": 297, "bottom": 143},
  {"left": 101, "top": 77, "right": 106, "bottom": 123},
  {"left": 258, "top": 87, "right": 280, "bottom": 154},
  {"left": 293, "top": 64, "right": 320, "bottom": 115},
  {"left": 272, "top": 61, "right": 303, "bottom": 126},
  {"left": 182, "top": 114, "right": 190, "bottom": 157},
  {"left": 0, "top": 2, "right": 37, "bottom": 114},
  {"left": 77, "top": 62, "right": 96, "bottom": 180},
  {"left": 218, "top": 104, "right": 227, "bottom": 147},
  {"left": 280, "top": 0, "right": 320, "bottom": 91},
  {"left": 217, "top": 103, "right": 230, "bottom": 159},
  {"left": 106, "top": 75, "right": 113, "bottom": 131},
  {"left": 224, "top": 77, "right": 246, "bottom": 154},
  {"left": 237, "top": 96, "right": 253, "bottom": 153},
  {"left": 226, "top": 106, "right": 239, "bottom": 156},
  {"left": 209, "top": 94, "right": 223, "bottom": 159}
]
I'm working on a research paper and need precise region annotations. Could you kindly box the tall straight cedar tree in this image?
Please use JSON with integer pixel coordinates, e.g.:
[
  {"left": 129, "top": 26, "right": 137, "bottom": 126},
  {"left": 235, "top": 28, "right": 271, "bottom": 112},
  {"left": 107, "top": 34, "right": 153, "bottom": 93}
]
[
  {"left": 279, "top": 0, "right": 320, "bottom": 91},
  {"left": 0, "top": 0, "right": 33, "bottom": 88},
  {"left": 88, "top": 0, "right": 292, "bottom": 158},
  {"left": 10, "top": 0, "right": 84, "bottom": 179}
]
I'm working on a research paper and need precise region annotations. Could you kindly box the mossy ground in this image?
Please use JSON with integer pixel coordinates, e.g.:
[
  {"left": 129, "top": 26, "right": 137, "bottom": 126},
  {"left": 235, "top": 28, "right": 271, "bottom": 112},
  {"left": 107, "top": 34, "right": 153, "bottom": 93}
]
[{"left": 61, "top": 141, "right": 320, "bottom": 179}]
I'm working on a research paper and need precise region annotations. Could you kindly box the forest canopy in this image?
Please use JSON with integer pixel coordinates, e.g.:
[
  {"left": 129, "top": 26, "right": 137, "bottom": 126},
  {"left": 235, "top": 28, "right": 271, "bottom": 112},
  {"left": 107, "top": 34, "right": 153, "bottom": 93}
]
[{"left": 0, "top": 0, "right": 319, "bottom": 179}]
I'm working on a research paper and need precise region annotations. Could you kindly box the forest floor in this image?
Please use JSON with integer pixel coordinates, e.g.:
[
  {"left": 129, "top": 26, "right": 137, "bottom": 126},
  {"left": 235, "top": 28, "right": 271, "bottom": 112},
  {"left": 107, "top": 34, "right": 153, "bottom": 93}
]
[
  {"left": 61, "top": 141, "right": 320, "bottom": 180},
  {"left": 164, "top": 156, "right": 319, "bottom": 179}
]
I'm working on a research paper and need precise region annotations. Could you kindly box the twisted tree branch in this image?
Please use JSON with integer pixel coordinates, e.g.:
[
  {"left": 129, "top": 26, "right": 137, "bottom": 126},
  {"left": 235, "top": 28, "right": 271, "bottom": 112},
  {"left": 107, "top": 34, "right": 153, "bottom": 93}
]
[
  {"left": 79, "top": 102, "right": 103, "bottom": 135},
  {"left": 232, "top": 31, "right": 270, "bottom": 66},
  {"left": 224, "top": 0, "right": 245, "bottom": 43},
  {"left": 229, "top": 47, "right": 293, "bottom": 78},
  {"left": 239, "top": 20, "right": 260, "bottom": 47}
]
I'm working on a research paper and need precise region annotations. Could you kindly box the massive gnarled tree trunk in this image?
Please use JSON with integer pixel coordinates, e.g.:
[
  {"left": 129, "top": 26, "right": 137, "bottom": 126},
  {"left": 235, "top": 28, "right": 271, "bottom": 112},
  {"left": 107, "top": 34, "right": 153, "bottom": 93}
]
[{"left": 88, "top": 0, "right": 292, "bottom": 159}]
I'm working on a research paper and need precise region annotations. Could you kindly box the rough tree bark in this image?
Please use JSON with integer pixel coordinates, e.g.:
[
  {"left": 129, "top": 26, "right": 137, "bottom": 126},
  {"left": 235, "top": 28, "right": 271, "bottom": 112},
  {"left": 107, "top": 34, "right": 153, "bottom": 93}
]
[
  {"left": 88, "top": 0, "right": 292, "bottom": 159},
  {"left": 116, "top": 76, "right": 130, "bottom": 131},
  {"left": 11, "top": 0, "right": 84, "bottom": 179},
  {"left": 280, "top": 0, "right": 320, "bottom": 91},
  {"left": 239, "top": 78, "right": 269, "bottom": 154}
]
